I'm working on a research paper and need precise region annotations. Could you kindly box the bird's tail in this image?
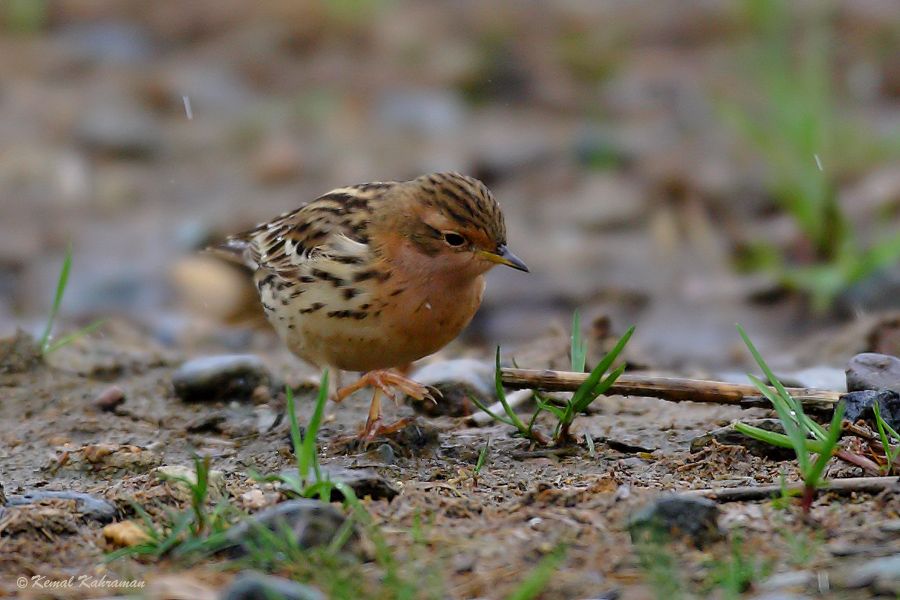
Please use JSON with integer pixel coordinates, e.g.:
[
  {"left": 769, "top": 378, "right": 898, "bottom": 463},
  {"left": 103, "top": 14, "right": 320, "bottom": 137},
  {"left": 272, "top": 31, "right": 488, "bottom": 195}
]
[{"left": 204, "top": 236, "right": 258, "bottom": 270}]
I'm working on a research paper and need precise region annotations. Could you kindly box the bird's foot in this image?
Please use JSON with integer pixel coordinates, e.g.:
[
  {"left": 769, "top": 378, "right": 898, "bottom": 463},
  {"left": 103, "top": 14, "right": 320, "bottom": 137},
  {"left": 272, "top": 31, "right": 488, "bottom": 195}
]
[
  {"left": 360, "top": 416, "right": 413, "bottom": 440},
  {"left": 333, "top": 369, "right": 439, "bottom": 405}
]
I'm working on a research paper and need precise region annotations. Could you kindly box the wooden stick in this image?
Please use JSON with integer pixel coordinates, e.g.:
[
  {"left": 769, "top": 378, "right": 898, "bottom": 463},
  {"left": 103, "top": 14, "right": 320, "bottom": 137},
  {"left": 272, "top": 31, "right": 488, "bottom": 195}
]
[
  {"left": 500, "top": 368, "right": 842, "bottom": 410},
  {"left": 682, "top": 476, "right": 898, "bottom": 503}
]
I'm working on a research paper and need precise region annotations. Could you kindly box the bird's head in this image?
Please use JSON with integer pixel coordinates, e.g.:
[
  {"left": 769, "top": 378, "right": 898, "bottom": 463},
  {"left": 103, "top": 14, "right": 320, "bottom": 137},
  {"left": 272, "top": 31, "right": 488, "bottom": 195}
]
[{"left": 382, "top": 172, "right": 528, "bottom": 279}]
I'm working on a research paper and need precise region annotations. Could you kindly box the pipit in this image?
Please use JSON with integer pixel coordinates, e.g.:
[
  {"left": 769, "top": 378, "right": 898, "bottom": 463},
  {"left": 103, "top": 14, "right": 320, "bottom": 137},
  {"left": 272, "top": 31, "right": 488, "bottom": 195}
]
[{"left": 212, "top": 172, "right": 527, "bottom": 437}]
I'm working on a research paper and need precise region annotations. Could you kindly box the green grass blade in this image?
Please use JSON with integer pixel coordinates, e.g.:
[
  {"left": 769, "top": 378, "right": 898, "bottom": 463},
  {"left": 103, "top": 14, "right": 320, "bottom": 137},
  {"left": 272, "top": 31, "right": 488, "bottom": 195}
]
[
  {"left": 286, "top": 385, "right": 306, "bottom": 480},
  {"left": 574, "top": 363, "right": 626, "bottom": 414},
  {"left": 747, "top": 373, "right": 810, "bottom": 473},
  {"left": 806, "top": 402, "right": 845, "bottom": 488},
  {"left": 475, "top": 439, "right": 490, "bottom": 475},
  {"left": 494, "top": 347, "right": 528, "bottom": 433},
  {"left": 43, "top": 318, "right": 106, "bottom": 354},
  {"left": 734, "top": 422, "right": 827, "bottom": 453},
  {"left": 737, "top": 325, "right": 792, "bottom": 403},
  {"left": 570, "top": 310, "right": 586, "bottom": 373},
  {"left": 469, "top": 393, "right": 516, "bottom": 428},
  {"left": 301, "top": 370, "right": 329, "bottom": 483},
  {"left": 39, "top": 244, "right": 73, "bottom": 352},
  {"left": 570, "top": 325, "right": 634, "bottom": 414}
]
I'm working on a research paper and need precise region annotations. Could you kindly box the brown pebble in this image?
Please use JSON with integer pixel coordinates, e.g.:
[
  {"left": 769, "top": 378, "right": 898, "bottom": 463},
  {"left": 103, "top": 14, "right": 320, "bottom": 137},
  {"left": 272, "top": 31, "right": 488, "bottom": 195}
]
[
  {"left": 95, "top": 386, "right": 126, "bottom": 412},
  {"left": 103, "top": 520, "right": 150, "bottom": 547}
]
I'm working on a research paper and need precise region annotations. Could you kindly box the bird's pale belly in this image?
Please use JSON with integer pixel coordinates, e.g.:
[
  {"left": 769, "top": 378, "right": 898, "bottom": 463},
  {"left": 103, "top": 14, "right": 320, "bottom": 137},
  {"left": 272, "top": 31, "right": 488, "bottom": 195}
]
[{"left": 273, "top": 276, "right": 485, "bottom": 372}]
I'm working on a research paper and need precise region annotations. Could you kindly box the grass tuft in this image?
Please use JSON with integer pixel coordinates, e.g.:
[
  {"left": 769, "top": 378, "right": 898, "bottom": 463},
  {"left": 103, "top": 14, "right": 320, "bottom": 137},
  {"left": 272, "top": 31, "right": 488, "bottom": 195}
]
[
  {"left": 39, "top": 245, "right": 105, "bottom": 355},
  {"left": 472, "top": 312, "right": 633, "bottom": 447},
  {"left": 734, "top": 325, "right": 845, "bottom": 512}
]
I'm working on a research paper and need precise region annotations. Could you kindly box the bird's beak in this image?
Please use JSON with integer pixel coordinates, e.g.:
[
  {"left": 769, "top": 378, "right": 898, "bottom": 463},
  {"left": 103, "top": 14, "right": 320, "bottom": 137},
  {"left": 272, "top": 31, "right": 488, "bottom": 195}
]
[{"left": 478, "top": 245, "right": 529, "bottom": 272}]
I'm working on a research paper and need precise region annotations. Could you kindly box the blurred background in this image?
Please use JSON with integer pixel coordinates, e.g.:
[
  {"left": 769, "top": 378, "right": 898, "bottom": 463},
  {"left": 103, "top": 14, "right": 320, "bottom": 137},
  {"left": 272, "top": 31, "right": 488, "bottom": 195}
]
[{"left": 2, "top": 0, "right": 899, "bottom": 371}]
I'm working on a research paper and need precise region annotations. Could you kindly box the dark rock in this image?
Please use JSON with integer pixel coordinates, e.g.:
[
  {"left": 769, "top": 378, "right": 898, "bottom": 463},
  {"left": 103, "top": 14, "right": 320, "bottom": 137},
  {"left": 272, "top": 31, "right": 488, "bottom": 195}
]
[
  {"left": 172, "top": 355, "right": 271, "bottom": 403},
  {"left": 278, "top": 466, "right": 398, "bottom": 502},
  {"left": 222, "top": 499, "right": 355, "bottom": 558},
  {"left": 0, "top": 329, "right": 41, "bottom": 374},
  {"left": 94, "top": 385, "right": 126, "bottom": 412},
  {"left": 846, "top": 352, "right": 900, "bottom": 393},
  {"left": 840, "top": 389, "right": 900, "bottom": 431},
  {"left": 628, "top": 495, "right": 721, "bottom": 548},
  {"left": 222, "top": 571, "right": 325, "bottom": 600},
  {"left": 6, "top": 490, "right": 117, "bottom": 523},
  {"left": 691, "top": 419, "right": 795, "bottom": 460}
]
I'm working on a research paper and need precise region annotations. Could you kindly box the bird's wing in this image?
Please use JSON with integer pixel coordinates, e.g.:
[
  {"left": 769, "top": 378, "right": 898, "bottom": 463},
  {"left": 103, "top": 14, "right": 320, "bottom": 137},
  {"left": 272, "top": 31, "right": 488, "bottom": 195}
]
[{"left": 210, "top": 182, "right": 396, "bottom": 281}]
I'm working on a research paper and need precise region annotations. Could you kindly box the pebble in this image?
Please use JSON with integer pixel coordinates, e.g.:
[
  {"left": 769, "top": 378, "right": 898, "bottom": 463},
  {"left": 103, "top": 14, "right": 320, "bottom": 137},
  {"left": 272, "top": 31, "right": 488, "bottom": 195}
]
[
  {"left": 628, "top": 495, "right": 721, "bottom": 548},
  {"left": 155, "top": 464, "right": 226, "bottom": 500},
  {"left": 70, "top": 443, "right": 163, "bottom": 473},
  {"left": 103, "top": 520, "right": 150, "bottom": 547},
  {"left": 840, "top": 389, "right": 900, "bottom": 431},
  {"left": 846, "top": 352, "right": 900, "bottom": 393},
  {"left": 222, "top": 499, "right": 355, "bottom": 558},
  {"left": 172, "top": 355, "right": 272, "bottom": 403},
  {"left": 6, "top": 490, "right": 117, "bottom": 523},
  {"left": 94, "top": 385, "right": 126, "bottom": 412},
  {"left": 221, "top": 571, "right": 325, "bottom": 600},
  {"left": 690, "top": 419, "right": 795, "bottom": 460}
]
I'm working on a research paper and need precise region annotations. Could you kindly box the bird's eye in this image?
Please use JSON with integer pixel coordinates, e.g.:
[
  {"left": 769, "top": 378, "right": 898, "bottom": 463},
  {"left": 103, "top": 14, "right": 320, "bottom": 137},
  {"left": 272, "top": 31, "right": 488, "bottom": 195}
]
[{"left": 443, "top": 232, "right": 466, "bottom": 247}]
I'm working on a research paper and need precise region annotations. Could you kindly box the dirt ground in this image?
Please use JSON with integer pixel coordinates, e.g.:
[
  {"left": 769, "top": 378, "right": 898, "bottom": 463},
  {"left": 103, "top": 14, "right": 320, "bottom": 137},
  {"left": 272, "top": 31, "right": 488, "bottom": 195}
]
[{"left": 2, "top": 2, "right": 900, "bottom": 599}]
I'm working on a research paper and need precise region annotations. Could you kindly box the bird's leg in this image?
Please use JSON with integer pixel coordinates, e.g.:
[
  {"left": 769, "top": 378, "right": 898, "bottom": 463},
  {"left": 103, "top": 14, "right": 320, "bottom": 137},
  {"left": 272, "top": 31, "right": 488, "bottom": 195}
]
[{"left": 362, "top": 388, "right": 383, "bottom": 438}]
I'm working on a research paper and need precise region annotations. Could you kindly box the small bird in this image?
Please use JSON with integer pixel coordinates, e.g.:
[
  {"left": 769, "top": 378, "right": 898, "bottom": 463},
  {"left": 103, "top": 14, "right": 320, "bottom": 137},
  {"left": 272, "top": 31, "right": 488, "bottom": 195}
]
[{"left": 212, "top": 172, "right": 528, "bottom": 437}]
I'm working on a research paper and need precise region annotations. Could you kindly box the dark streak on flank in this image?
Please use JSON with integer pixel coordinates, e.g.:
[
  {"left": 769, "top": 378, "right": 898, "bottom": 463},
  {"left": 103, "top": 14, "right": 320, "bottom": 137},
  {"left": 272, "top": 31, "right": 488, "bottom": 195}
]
[
  {"left": 333, "top": 255, "right": 363, "bottom": 265},
  {"left": 327, "top": 310, "right": 367, "bottom": 320},
  {"left": 343, "top": 288, "right": 359, "bottom": 300},
  {"left": 353, "top": 269, "right": 389, "bottom": 283},
  {"left": 300, "top": 302, "right": 325, "bottom": 314},
  {"left": 311, "top": 268, "right": 344, "bottom": 286}
]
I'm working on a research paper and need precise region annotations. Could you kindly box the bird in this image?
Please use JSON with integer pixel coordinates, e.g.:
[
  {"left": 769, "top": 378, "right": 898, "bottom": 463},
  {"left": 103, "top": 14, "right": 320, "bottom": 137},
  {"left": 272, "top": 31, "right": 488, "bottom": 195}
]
[{"left": 211, "top": 172, "right": 528, "bottom": 438}]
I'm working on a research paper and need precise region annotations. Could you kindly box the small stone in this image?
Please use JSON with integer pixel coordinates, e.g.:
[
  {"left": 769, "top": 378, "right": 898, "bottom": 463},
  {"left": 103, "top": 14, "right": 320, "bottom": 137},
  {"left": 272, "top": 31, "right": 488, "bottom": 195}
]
[
  {"left": 222, "top": 571, "right": 325, "bottom": 600},
  {"left": 239, "top": 489, "right": 275, "bottom": 511},
  {"left": 6, "top": 490, "right": 116, "bottom": 523},
  {"left": 103, "top": 520, "right": 150, "bottom": 547},
  {"left": 846, "top": 352, "right": 900, "bottom": 393},
  {"left": 222, "top": 499, "right": 355, "bottom": 558},
  {"left": 840, "top": 389, "right": 900, "bottom": 431},
  {"left": 691, "top": 419, "right": 795, "bottom": 460},
  {"left": 71, "top": 443, "right": 162, "bottom": 473},
  {"left": 172, "top": 355, "right": 271, "bottom": 403},
  {"left": 94, "top": 385, "right": 126, "bottom": 412},
  {"left": 170, "top": 256, "right": 260, "bottom": 323},
  {"left": 628, "top": 495, "right": 721, "bottom": 548},
  {"left": 155, "top": 465, "right": 225, "bottom": 500},
  {"left": 375, "top": 443, "right": 396, "bottom": 465}
]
